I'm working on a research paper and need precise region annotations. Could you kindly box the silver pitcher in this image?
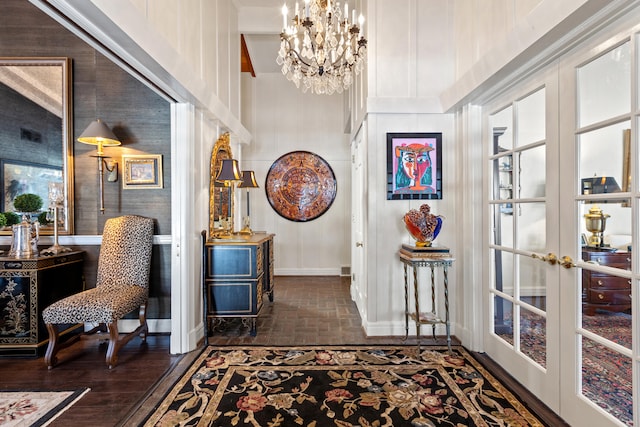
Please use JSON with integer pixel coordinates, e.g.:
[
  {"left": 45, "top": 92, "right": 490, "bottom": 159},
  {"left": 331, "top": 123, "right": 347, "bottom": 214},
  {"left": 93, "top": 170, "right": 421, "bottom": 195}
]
[{"left": 8, "top": 220, "right": 39, "bottom": 258}]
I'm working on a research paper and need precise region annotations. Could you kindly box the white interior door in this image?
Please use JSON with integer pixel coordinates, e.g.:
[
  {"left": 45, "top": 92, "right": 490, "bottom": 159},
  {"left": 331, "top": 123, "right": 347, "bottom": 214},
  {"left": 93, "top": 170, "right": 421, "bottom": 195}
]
[
  {"left": 351, "top": 125, "right": 367, "bottom": 314},
  {"left": 484, "top": 11, "right": 640, "bottom": 426},
  {"left": 483, "top": 70, "right": 561, "bottom": 411},
  {"left": 557, "top": 27, "right": 637, "bottom": 427}
]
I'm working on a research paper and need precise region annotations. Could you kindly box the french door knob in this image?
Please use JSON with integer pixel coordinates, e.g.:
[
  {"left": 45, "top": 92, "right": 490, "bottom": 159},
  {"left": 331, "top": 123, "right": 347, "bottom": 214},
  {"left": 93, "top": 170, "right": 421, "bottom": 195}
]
[
  {"left": 558, "top": 255, "right": 576, "bottom": 269},
  {"left": 531, "top": 252, "right": 557, "bottom": 265}
]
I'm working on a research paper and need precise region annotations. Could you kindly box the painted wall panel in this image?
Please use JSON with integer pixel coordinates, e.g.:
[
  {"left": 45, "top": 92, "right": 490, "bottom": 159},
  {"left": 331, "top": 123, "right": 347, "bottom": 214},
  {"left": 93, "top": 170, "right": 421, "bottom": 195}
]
[{"left": 241, "top": 74, "right": 349, "bottom": 274}]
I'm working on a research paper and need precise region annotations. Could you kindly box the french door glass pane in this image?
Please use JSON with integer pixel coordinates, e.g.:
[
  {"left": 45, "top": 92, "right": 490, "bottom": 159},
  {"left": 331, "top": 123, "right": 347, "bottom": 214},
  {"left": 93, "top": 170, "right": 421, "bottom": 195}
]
[
  {"left": 519, "top": 146, "right": 546, "bottom": 198},
  {"left": 492, "top": 204, "right": 513, "bottom": 246},
  {"left": 516, "top": 88, "right": 545, "bottom": 146},
  {"left": 518, "top": 254, "right": 546, "bottom": 310},
  {"left": 495, "top": 157, "right": 513, "bottom": 200},
  {"left": 494, "top": 295, "right": 513, "bottom": 342},
  {"left": 516, "top": 202, "right": 546, "bottom": 251},
  {"left": 492, "top": 249, "right": 514, "bottom": 297},
  {"left": 581, "top": 335, "right": 632, "bottom": 424},
  {"left": 578, "top": 121, "right": 630, "bottom": 193},
  {"left": 491, "top": 107, "right": 513, "bottom": 152},
  {"left": 577, "top": 42, "right": 630, "bottom": 127},
  {"left": 520, "top": 308, "right": 546, "bottom": 368},
  {"left": 580, "top": 199, "right": 631, "bottom": 253}
]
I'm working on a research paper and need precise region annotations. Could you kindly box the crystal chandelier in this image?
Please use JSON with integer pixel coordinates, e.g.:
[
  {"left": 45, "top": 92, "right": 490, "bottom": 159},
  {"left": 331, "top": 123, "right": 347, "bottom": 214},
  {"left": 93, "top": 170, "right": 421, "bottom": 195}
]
[{"left": 277, "top": 0, "right": 367, "bottom": 95}]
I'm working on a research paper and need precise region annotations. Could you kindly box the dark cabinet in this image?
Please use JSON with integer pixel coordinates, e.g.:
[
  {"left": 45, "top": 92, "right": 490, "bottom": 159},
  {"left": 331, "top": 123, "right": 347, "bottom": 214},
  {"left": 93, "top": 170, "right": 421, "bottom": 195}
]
[
  {"left": 202, "top": 233, "right": 275, "bottom": 340},
  {"left": 582, "top": 249, "right": 631, "bottom": 315},
  {"left": 0, "top": 251, "right": 84, "bottom": 356}
]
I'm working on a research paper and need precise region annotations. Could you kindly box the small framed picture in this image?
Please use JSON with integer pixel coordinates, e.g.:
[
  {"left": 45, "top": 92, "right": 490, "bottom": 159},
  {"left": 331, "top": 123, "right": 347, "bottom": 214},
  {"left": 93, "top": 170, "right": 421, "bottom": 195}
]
[{"left": 122, "top": 154, "right": 163, "bottom": 189}]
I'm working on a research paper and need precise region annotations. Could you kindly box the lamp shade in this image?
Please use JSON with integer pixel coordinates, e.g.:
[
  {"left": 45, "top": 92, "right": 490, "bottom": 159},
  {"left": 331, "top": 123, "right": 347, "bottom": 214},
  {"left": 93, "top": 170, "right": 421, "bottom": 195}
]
[
  {"left": 215, "top": 159, "right": 242, "bottom": 182},
  {"left": 238, "top": 170, "right": 259, "bottom": 188},
  {"left": 77, "top": 119, "right": 121, "bottom": 156}
]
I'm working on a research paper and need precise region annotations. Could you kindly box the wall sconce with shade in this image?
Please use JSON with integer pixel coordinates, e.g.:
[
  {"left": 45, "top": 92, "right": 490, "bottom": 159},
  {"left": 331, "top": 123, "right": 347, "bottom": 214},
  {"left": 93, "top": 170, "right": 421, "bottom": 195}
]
[
  {"left": 238, "top": 170, "right": 259, "bottom": 235},
  {"left": 77, "top": 119, "right": 120, "bottom": 214},
  {"left": 214, "top": 158, "right": 242, "bottom": 237}
]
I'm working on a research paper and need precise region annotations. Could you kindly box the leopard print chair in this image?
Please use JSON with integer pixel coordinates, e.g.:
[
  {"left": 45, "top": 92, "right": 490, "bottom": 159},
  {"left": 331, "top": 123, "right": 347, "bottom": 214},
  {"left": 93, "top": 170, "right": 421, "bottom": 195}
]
[{"left": 42, "top": 215, "right": 154, "bottom": 369}]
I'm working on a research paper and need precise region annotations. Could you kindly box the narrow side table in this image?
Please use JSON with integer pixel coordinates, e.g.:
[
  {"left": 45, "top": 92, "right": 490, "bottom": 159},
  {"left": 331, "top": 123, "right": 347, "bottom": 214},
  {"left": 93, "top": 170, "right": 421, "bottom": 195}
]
[{"left": 399, "top": 244, "right": 454, "bottom": 353}]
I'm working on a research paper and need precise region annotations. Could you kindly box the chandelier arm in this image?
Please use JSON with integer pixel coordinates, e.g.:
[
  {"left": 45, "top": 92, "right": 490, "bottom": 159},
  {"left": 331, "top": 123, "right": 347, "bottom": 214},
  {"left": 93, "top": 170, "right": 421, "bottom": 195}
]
[{"left": 282, "top": 37, "right": 318, "bottom": 69}]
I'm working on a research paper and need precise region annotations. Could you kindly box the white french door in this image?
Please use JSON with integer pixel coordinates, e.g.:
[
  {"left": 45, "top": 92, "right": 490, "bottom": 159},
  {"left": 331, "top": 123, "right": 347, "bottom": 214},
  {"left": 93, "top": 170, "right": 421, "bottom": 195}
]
[
  {"left": 484, "top": 10, "right": 640, "bottom": 426},
  {"left": 484, "top": 70, "right": 561, "bottom": 412},
  {"left": 557, "top": 21, "right": 637, "bottom": 427}
]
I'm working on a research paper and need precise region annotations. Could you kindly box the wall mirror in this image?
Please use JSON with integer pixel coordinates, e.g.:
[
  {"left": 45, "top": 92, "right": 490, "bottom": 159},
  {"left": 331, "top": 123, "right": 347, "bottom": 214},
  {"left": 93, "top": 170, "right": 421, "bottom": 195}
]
[
  {"left": 208, "top": 132, "right": 234, "bottom": 239},
  {"left": 0, "top": 57, "right": 74, "bottom": 235}
]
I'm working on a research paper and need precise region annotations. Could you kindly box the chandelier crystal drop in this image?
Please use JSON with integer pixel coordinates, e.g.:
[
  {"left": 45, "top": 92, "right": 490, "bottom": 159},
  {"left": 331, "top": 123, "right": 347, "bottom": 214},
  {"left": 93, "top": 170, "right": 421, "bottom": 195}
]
[{"left": 277, "top": 0, "right": 367, "bottom": 95}]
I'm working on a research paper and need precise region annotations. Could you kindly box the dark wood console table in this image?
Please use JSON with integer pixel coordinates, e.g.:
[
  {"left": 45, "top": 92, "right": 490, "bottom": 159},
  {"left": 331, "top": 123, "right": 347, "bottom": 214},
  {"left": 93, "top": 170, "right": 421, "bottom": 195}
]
[
  {"left": 202, "top": 232, "right": 275, "bottom": 342},
  {"left": 0, "top": 251, "right": 84, "bottom": 356}
]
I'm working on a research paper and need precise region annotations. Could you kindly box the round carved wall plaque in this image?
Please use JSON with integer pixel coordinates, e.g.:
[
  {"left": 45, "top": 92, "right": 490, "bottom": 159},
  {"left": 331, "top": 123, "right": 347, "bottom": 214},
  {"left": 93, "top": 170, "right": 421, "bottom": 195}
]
[{"left": 265, "top": 151, "right": 337, "bottom": 222}]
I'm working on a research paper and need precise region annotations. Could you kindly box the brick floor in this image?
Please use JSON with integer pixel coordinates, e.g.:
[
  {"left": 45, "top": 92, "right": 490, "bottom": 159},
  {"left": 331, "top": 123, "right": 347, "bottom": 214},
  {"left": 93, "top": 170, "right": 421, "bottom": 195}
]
[{"left": 205, "top": 275, "right": 455, "bottom": 347}]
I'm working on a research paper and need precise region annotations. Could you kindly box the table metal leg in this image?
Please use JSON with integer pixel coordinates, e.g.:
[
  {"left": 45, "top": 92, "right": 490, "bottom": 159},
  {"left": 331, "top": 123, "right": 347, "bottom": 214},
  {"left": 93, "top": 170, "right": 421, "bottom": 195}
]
[
  {"left": 430, "top": 264, "right": 436, "bottom": 341},
  {"left": 413, "top": 266, "right": 421, "bottom": 352},
  {"left": 444, "top": 265, "right": 451, "bottom": 353},
  {"left": 403, "top": 263, "right": 409, "bottom": 340}
]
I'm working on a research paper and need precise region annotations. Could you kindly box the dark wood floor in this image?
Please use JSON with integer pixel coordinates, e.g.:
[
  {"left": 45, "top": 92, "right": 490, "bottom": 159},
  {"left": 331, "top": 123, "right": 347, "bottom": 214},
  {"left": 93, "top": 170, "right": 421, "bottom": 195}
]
[{"left": 0, "top": 276, "right": 568, "bottom": 426}]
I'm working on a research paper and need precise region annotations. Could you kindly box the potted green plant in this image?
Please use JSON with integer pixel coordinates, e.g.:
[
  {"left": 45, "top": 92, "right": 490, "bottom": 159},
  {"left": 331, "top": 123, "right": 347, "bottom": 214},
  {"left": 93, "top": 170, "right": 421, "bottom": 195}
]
[
  {"left": 2, "top": 212, "right": 21, "bottom": 226},
  {"left": 0, "top": 213, "right": 6, "bottom": 228},
  {"left": 13, "top": 193, "right": 43, "bottom": 213}
]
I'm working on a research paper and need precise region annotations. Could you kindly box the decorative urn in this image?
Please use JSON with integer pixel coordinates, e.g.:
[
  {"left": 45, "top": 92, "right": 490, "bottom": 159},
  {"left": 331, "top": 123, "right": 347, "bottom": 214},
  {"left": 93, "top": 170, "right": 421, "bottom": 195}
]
[{"left": 403, "top": 204, "right": 443, "bottom": 247}]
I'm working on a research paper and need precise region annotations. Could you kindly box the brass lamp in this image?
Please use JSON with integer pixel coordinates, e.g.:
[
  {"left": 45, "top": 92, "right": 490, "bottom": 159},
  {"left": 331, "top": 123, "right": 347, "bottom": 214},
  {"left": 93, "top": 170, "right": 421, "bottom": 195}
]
[
  {"left": 77, "top": 119, "right": 120, "bottom": 214},
  {"left": 584, "top": 205, "right": 610, "bottom": 248},
  {"left": 238, "top": 170, "right": 259, "bottom": 235},
  {"left": 215, "top": 159, "right": 242, "bottom": 237}
]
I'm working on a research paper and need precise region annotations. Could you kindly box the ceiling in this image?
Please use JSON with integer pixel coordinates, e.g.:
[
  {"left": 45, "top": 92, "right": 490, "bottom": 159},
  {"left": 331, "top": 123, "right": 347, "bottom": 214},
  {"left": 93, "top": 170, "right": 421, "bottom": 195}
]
[{"left": 242, "top": 34, "right": 282, "bottom": 75}]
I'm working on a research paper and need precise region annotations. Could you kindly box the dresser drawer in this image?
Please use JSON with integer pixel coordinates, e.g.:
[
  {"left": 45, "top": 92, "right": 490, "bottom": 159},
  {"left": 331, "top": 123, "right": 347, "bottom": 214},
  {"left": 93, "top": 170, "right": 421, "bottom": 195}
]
[
  {"left": 588, "top": 274, "right": 632, "bottom": 290},
  {"left": 587, "top": 289, "right": 631, "bottom": 305},
  {"left": 582, "top": 251, "right": 631, "bottom": 269}
]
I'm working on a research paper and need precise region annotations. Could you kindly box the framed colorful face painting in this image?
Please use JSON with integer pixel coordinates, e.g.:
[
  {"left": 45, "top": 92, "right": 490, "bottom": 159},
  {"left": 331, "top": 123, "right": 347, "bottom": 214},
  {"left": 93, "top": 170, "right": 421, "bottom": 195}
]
[{"left": 386, "top": 132, "right": 442, "bottom": 200}]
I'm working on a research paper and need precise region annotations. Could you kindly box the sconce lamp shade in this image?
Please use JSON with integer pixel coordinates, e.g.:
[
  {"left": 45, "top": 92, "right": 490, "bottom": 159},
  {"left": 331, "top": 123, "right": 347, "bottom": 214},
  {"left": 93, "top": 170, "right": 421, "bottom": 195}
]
[
  {"left": 238, "top": 170, "right": 259, "bottom": 188},
  {"left": 216, "top": 159, "right": 242, "bottom": 182},
  {"left": 77, "top": 119, "right": 121, "bottom": 156}
]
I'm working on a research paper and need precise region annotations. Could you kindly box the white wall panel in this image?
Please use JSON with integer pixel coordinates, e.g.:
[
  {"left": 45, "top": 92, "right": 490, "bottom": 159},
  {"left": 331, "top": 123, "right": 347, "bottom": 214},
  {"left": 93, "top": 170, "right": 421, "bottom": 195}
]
[
  {"left": 373, "top": 0, "right": 412, "bottom": 97},
  {"left": 229, "top": 5, "right": 241, "bottom": 119},
  {"left": 217, "top": 0, "right": 231, "bottom": 109},
  {"left": 179, "top": 0, "right": 201, "bottom": 79},
  {"left": 416, "top": 1, "right": 455, "bottom": 99},
  {"left": 241, "top": 74, "right": 350, "bottom": 275},
  {"left": 147, "top": 0, "right": 180, "bottom": 53},
  {"left": 202, "top": 1, "right": 219, "bottom": 100}
]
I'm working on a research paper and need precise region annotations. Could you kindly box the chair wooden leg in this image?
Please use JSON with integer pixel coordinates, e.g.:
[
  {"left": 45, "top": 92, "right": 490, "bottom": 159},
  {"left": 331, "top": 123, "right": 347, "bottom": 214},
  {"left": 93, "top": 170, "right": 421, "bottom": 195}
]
[
  {"left": 139, "top": 303, "right": 149, "bottom": 342},
  {"left": 105, "top": 305, "right": 149, "bottom": 369},
  {"left": 106, "top": 321, "right": 120, "bottom": 369},
  {"left": 45, "top": 323, "right": 60, "bottom": 369}
]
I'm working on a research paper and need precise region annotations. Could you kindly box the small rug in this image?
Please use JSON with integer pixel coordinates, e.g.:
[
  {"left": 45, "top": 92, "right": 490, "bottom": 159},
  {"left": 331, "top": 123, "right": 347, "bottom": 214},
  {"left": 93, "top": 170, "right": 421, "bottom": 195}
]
[
  {"left": 141, "top": 346, "right": 545, "bottom": 426},
  {"left": 0, "top": 389, "right": 89, "bottom": 427}
]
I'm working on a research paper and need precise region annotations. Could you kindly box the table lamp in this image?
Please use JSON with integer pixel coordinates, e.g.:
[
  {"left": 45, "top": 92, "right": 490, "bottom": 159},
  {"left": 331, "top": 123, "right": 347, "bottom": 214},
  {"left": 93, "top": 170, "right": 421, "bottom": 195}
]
[{"left": 238, "top": 171, "right": 259, "bottom": 235}]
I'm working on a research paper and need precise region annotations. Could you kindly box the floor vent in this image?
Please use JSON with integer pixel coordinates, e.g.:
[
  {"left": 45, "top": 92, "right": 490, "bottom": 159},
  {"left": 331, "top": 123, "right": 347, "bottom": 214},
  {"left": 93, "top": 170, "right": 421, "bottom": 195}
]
[{"left": 341, "top": 266, "right": 351, "bottom": 276}]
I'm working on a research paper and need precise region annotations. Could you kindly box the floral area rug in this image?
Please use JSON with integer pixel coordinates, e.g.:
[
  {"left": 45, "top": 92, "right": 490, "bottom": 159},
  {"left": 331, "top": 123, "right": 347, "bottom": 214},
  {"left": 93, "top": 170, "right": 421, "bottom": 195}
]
[
  {"left": 0, "top": 389, "right": 89, "bottom": 426},
  {"left": 141, "top": 346, "right": 545, "bottom": 426}
]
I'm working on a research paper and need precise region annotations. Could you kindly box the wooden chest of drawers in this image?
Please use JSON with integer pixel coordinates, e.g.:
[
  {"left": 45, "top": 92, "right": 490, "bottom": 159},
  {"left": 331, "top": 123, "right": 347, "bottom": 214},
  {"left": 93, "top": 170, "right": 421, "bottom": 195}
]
[{"left": 582, "top": 249, "right": 631, "bottom": 315}]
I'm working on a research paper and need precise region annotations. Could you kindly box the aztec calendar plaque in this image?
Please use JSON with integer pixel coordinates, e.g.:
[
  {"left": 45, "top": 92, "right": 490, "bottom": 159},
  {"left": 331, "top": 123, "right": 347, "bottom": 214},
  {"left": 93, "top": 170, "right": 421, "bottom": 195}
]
[{"left": 265, "top": 151, "right": 337, "bottom": 222}]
